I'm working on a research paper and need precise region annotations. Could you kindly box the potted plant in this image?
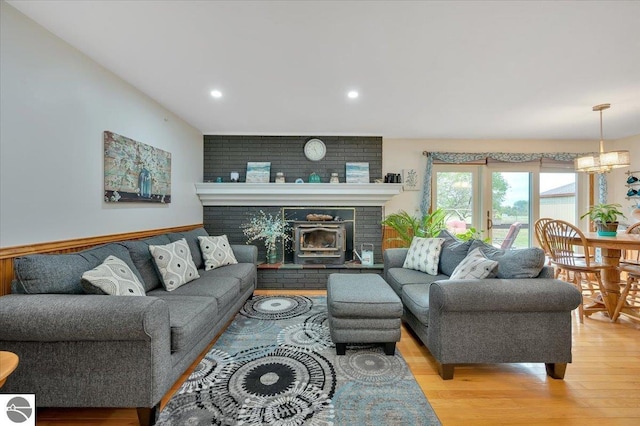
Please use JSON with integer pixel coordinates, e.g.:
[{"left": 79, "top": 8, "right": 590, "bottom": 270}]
[
  {"left": 242, "top": 210, "right": 292, "bottom": 263},
  {"left": 381, "top": 208, "right": 447, "bottom": 247},
  {"left": 580, "top": 203, "right": 626, "bottom": 236}
]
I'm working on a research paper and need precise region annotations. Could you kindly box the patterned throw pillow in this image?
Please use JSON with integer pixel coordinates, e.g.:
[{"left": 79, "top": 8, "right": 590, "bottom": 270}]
[
  {"left": 198, "top": 235, "right": 238, "bottom": 270},
  {"left": 149, "top": 238, "right": 200, "bottom": 291},
  {"left": 402, "top": 237, "right": 445, "bottom": 275},
  {"left": 81, "top": 255, "right": 145, "bottom": 296},
  {"left": 450, "top": 248, "right": 499, "bottom": 280}
]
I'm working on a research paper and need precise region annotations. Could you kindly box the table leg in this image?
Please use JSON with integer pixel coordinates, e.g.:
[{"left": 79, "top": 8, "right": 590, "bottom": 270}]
[{"left": 600, "top": 248, "right": 622, "bottom": 317}]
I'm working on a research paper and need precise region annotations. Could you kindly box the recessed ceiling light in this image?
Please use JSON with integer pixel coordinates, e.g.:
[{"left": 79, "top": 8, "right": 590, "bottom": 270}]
[
  {"left": 347, "top": 90, "right": 359, "bottom": 99},
  {"left": 210, "top": 90, "right": 222, "bottom": 98}
]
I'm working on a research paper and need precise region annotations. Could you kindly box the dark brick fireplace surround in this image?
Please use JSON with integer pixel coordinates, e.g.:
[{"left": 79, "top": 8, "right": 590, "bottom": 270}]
[{"left": 202, "top": 135, "right": 386, "bottom": 289}]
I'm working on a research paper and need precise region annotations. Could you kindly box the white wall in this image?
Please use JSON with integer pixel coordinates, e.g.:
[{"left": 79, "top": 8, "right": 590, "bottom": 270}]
[
  {"left": 608, "top": 134, "right": 640, "bottom": 225},
  {"left": 0, "top": 2, "right": 203, "bottom": 247},
  {"left": 382, "top": 138, "right": 596, "bottom": 215}
]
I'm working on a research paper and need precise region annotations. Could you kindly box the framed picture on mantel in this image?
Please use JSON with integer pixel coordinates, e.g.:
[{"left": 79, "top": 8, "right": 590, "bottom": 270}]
[
  {"left": 246, "top": 162, "right": 271, "bottom": 183},
  {"left": 346, "top": 162, "right": 370, "bottom": 183}
]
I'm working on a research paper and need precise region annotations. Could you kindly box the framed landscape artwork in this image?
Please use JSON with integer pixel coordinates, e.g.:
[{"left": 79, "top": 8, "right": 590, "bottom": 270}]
[
  {"left": 246, "top": 162, "right": 271, "bottom": 183},
  {"left": 346, "top": 162, "right": 370, "bottom": 183},
  {"left": 104, "top": 131, "right": 171, "bottom": 203}
]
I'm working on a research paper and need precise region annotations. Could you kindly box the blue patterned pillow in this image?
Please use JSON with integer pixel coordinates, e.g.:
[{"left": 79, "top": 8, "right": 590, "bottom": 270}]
[
  {"left": 402, "top": 237, "right": 445, "bottom": 275},
  {"left": 149, "top": 238, "right": 200, "bottom": 291},
  {"left": 450, "top": 248, "right": 498, "bottom": 280}
]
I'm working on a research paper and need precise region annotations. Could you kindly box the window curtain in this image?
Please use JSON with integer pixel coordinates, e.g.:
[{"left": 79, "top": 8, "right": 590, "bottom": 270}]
[{"left": 421, "top": 152, "right": 605, "bottom": 215}]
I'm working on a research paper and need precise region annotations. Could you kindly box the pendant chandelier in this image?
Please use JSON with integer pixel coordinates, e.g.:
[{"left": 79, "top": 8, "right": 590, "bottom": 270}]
[{"left": 575, "top": 103, "right": 630, "bottom": 173}]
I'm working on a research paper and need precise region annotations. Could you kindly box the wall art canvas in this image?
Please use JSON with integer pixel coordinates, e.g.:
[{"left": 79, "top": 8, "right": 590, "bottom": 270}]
[
  {"left": 346, "top": 162, "right": 370, "bottom": 183},
  {"left": 104, "top": 131, "right": 171, "bottom": 203},
  {"left": 246, "top": 162, "right": 271, "bottom": 183},
  {"left": 403, "top": 168, "right": 420, "bottom": 191}
]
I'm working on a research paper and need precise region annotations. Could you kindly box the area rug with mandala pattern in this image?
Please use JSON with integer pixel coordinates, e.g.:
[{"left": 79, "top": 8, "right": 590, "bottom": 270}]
[{"left": 156, "top": 295, "right": 441, "bottom": 425}]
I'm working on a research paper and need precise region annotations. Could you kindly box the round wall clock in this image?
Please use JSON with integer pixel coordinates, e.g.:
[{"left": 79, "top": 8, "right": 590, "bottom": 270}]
[{"left": 304, "top": 138, "right": 327, "bottom": 161}]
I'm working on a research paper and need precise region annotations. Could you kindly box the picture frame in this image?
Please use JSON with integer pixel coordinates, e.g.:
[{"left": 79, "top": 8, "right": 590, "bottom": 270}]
[
  {"left": 103, "top": 131, "right": 171, "bottom": 203},
  {"left": 246, "top": 162, "right": 271, "bottom": 183},
  {"left": 403, "top": 168, "right": 420, "bottom": 191},
  {"left": 345, "top": 162, "right": 370, "bottom": 184}
]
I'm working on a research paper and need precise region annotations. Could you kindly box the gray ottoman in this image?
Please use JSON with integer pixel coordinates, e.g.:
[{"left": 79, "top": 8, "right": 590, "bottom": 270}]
[{"left": 327, "top": 273, "right": 403, "bottom": 355}]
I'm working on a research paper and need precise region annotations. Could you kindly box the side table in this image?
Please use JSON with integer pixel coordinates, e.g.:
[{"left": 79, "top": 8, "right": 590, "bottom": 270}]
[{"left": 0, "top": 351, "right": 19, "bottom": 388}]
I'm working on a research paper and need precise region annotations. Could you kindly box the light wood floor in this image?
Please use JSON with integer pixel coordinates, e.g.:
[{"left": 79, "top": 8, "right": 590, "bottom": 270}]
[{"left": 36, "top": 289, "right": 640, "bottom": 425}]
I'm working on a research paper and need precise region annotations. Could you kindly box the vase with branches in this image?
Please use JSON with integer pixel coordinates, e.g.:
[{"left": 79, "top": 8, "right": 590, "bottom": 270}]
[{"left": 242, "top": 210, "right": 292, "bottom": 263}]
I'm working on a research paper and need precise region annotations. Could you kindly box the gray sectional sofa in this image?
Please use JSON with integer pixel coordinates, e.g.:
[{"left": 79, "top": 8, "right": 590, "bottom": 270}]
[
  {"left": 0, "top": 227, "right": 257, "bottom": 426},
  {"left": 384, "top": 231, "right": 582, "bottom": 380}
]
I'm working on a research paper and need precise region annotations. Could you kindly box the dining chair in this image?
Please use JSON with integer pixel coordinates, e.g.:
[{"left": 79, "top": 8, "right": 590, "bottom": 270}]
[
  {"left": 534, "top": 218, "right": 554, "bottom": 265},
  {"left": 620, "top": 221, "right": 640, "bottom": 266},
  {"left": 495, "top": 222, "right": 522, "bottom": 250},
  {"left": 542, "top": 219, "right": 611, "bottom": 323},
  {"left": 612, "top": 221, "right": 640, "bottom": 322}
]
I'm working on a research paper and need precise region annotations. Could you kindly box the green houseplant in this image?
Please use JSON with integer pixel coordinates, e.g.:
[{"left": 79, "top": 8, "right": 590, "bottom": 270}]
[
  {"left": 381, "top": 208, "right": 448, "bottom": 247},
  {"left": 580, "top": 203, "right": 626, "bottom": 236}
]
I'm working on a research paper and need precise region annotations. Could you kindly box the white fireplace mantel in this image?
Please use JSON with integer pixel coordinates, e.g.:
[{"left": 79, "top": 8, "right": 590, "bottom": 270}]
[{"left": 195, "top": 183, "right": 403, "bottom": 206}]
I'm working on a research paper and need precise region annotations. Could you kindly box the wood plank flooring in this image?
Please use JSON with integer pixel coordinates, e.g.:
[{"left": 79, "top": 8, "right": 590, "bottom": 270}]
[{"left": 35, "top": 289, "right": 640, "bottom": 425}]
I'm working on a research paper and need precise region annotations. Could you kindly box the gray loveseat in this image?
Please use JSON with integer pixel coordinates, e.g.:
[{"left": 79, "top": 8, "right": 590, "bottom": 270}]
[
  {"left": 383, "top": 231, "right": 581, "bottom": 380},
  {"left": 0, "top": 227, "right": 257, "bottom": 425}
]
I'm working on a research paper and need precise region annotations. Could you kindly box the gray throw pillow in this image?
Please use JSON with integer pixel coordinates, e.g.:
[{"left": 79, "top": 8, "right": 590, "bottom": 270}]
[
  {"left": 469, "top": 239, "right": 545, "bottom": 279},
  {"left": 437, "top": 229, "right": 473, "bottom": 276},
  {"left": 450, "top": 248, "right": 498, "bottom": 280},
  {"left": 198, "top": 235, "right": 238, "bottom": 270},
  {"left": 149, "top": 238, "right": 200, "bottom": 291},
  {"left": 81, "top": 255, "right": 146, "bottom": 296}
]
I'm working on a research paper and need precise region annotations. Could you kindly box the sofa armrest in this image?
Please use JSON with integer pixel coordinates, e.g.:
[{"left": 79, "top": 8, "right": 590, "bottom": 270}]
[
  {"left": 0, "top": 294, "right": 169, "bottom": 342},
  {"left": 232, "top": 244, "right": 258, "bottom": 264},
  {"left": 383, "top": 248, "right": 408, "bottom": 269},
  {"left": 0, "top": 294, "right": 172, "bottom": 409},
  {"left": 537, "top": 266, "right": 555, "bottom": 278},
  {"left": 429, "top": 279, "right": 581, "bottom": 313}
]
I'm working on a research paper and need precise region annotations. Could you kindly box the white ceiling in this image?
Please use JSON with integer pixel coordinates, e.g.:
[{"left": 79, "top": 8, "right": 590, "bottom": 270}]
[{"left": 8, "top": 0, "right": 640, "bottom": 140}]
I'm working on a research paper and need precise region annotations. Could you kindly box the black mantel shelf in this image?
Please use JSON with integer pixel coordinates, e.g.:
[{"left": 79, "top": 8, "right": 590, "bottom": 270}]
[{"left": 194, "top": 182, "right": 403, "bottom": 207}]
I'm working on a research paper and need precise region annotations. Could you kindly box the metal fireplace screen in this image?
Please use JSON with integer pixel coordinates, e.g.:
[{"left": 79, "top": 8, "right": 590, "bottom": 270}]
[{"left": 293, "top": 222, "right": 346, "bottom": 264}]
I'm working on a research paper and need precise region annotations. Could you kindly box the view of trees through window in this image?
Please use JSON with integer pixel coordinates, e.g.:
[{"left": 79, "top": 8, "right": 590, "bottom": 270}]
[{"left": 436, "top": 169, "right": 576, "bottom": 249}]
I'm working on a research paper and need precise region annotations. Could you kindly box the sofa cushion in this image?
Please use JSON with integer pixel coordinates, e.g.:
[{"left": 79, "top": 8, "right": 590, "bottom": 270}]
[
  {"left": 167, "top": 227, "right": 209, "bottom": 270},
  {"left": 81, "top": 255, "right": 146, "bottom": 296},
  {"left": 469, "top": 240, "right": 546, "bottom": 279},
  {"left": 403, "top": 237, "right": 445, "bottom": 275},
  {"left": 437, "top": 230, "right": 473, "bottom": 276},
  {"left": 147, "top": 275, "right": 241, "bottom": 310},
  {"left": 149, "top": 239, "right": 200, "bottom": 291},
  {"left": 386, "top": 267, "right": 448, "bottom": 296},
  {"left": 450, "top": 248, "right": 498, "bottom": 280},
  {"left": 198, "top": 235, "right": 238, "bottom": 270},
  {"left": 148, "top": 295, "right": 218, "bottom": 352},
  {"left": 12, "top": 243, "right": 143, "bottom": 294},
  {"left": 198, "top": 263, "right": 256, "bottom": 294},
  {"left": 402, "top": 284, "right": 430, "bottom": 326},
  {"left": 122, "top": 235, "right": 172, "bottom": 292}
]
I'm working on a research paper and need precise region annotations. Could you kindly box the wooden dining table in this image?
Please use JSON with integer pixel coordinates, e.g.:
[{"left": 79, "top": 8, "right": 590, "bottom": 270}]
[{"left": 580, "top": 232, "right": 640, "bottom": 319}]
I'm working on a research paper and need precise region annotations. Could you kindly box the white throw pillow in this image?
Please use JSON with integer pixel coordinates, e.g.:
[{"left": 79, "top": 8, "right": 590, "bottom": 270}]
[
  {"left": 198, "top": 235, "right": 238, "bottom": 270},
  {"left": 450, "top": 247, "right": 499, "bottom": 280},
  {"left": 149, "top": 238, "right": 200, "bottom": 291},
  {"left": 81, "top": 255, "right": 145, "bottom": 296},
  {"left": 402, "top": 237, "right": 445, "bottom": 275}
]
